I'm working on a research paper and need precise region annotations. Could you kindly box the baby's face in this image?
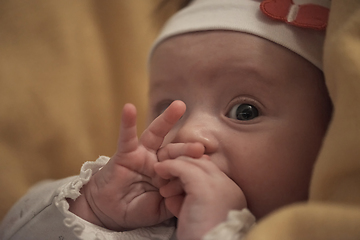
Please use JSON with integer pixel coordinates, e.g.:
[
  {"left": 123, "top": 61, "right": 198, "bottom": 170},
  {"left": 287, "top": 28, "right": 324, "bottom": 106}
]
[{"left": 149, "top": 31, "right": 332, "bottom": 219}]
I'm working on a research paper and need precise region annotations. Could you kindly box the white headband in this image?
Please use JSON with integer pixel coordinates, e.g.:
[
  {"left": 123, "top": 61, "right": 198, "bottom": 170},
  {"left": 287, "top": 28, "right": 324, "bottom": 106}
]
[{"left": 150, "top": 0, "right": 330, "bottom": 70}]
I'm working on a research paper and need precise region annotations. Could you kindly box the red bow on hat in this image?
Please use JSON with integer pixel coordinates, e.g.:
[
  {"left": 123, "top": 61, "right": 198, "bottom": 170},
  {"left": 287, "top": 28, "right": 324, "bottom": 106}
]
[{"left": 260, "top": 0, "right": 329, "bottom": 30}]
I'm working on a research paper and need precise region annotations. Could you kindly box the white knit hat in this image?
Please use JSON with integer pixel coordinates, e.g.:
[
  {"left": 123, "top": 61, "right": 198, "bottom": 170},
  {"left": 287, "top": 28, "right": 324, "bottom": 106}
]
[{"left": 150, "top": 0, "right": 331, "bottom": 69}]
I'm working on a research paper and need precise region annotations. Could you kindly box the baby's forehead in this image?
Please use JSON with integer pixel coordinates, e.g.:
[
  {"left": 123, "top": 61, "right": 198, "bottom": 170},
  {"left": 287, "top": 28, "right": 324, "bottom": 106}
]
[
  {"left": 150, "top": 30, "right": 316, "bottom": 79},
  {"left": 149, "top": 31, "right": 324, "bottom": 98},
  {"left": 154, "top": 30, "right": 300, "bottom": 60}
]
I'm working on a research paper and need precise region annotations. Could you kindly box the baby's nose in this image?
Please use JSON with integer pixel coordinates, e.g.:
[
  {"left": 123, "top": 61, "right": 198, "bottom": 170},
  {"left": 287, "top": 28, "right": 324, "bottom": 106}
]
[{"left": 171, "top": 116, "right": 219, "bottom": 155}]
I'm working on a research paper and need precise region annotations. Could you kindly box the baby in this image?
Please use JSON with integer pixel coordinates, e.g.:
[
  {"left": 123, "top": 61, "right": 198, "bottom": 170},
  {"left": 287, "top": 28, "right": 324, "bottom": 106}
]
[{"left": 0, "top": 0, "right": 332, "bottom": 239}]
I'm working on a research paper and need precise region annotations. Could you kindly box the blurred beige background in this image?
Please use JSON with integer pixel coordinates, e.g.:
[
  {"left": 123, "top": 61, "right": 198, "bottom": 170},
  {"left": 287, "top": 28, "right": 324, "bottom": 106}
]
[
  {"left": 0, "top": 0, "right": 178, "bottom": 221},
  {"left": 2, "top": 1, "right": 360, "bottom": 239}
]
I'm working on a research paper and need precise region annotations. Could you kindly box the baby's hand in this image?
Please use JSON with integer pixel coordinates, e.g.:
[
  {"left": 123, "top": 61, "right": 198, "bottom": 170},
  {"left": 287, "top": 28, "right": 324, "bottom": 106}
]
[
  {"left": 155, "top": 154, "right": 247, "bottom": 240},
  {"left": 70, "top": 101, "right": 186, "bottom": 231},
  {"left": 157, "top": 142, "right": 206, "bottom": 161}
]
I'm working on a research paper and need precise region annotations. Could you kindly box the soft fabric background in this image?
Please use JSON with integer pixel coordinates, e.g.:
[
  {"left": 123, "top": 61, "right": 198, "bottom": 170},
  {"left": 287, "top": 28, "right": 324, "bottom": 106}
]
[
  {"left": 2, "top": 1, "right": 360, "bottom": 239},
  {"left": 0, "top": 0, "right": 178, "bottom": 221}
]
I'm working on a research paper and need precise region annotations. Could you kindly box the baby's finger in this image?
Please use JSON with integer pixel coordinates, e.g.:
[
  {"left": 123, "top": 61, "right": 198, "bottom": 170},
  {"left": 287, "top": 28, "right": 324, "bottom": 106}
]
[
  {"left": 164, "top": 195, "right": 184, "bottom": 218},
  {"left": 157, "top": 142, "right": 205, "bottom": 162},
  {"left": 154, "top": 158, "right": 211, "bottom": 193},
  {"left": 159, "top": 178, "right": 184, "bottom": 198},
  {"left": 116, "top": 103, "right": 139, "bottom": 153},
  {"left": 140, "top": 100, "right": 186, "bottom": 151}
]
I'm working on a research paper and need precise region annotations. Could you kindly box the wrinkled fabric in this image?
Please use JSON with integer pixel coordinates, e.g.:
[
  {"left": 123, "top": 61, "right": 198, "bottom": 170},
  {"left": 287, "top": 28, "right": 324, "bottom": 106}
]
[
  {"left": 203, "top": 209, "right": 255, "bottom": 240},
  {"left": 0, "top": 155, "right": 255, "bottom": 240},
  {"left": 0, "top": 0, "right": 156, "bottom": 221},
  {"left": 0, "top": 156, "right": 177, "bottom": 240}
]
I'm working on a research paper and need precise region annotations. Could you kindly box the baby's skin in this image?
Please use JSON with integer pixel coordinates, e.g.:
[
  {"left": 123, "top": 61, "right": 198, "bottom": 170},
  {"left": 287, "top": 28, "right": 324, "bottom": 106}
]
[
  {"left": 156, "top": 143, "right": 246, "bottom": 240},
  {"left": 68, "top": 100, "right": 245, "bottom": 240}
]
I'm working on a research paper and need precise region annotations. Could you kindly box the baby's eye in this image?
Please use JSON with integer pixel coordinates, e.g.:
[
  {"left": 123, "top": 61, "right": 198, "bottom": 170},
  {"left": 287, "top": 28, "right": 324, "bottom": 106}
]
[{"left": 228, "top": 103, "right": 259, "bottom": 121}]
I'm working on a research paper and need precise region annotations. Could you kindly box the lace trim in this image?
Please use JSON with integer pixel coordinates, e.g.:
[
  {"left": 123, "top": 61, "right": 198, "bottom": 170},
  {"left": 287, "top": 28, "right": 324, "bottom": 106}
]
[
  {"left": 203, "top": 209, "right": 256, "bottom": 240},
  {"left": 54, "top": 156, "right": 109, "bottom": 239},
  {"left": 53, "top": 156, "right": 176, "bottom": 240}
]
